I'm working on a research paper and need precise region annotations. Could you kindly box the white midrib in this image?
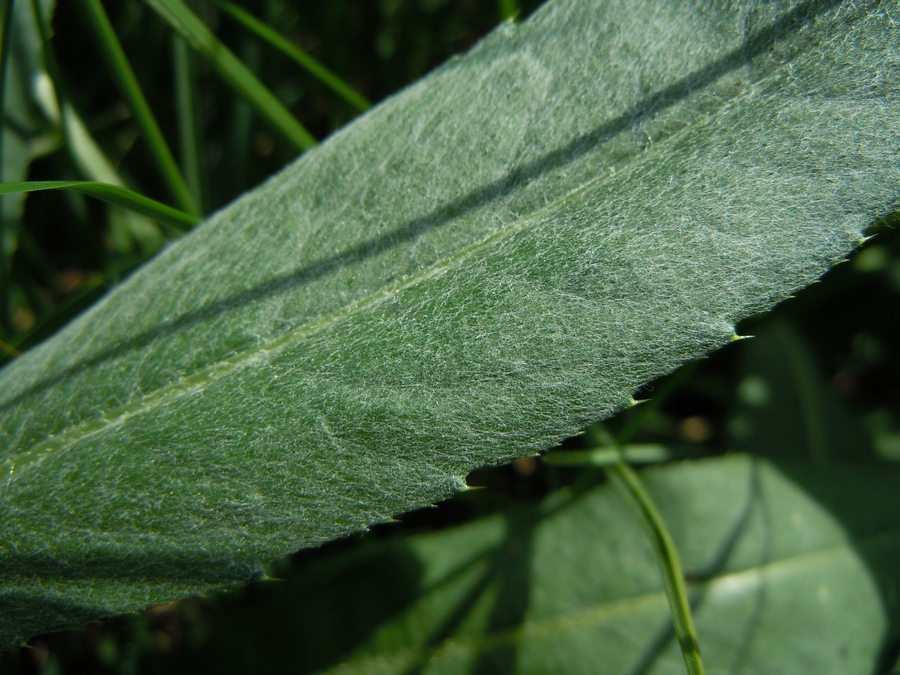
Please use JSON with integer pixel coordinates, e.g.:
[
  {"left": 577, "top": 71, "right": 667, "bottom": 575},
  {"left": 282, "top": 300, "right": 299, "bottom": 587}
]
[
  {"left": 3, "top": 62, "right": 779, "bottom": 476},
  {"left": 2, "top": 172, "right": 615, "bottom": 473}
]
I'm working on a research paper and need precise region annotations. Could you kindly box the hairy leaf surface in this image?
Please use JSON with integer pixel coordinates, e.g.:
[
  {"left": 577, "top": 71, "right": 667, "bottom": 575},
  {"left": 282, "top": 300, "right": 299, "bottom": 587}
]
[{"left": 1, "top": 0, "right": 898, "bottom": 646}]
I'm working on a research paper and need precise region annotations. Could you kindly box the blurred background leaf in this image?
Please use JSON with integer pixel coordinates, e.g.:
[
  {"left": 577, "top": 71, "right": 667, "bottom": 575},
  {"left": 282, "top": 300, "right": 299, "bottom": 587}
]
[{"left": 20, "top": 456, "right": 896, "bottom": 675}]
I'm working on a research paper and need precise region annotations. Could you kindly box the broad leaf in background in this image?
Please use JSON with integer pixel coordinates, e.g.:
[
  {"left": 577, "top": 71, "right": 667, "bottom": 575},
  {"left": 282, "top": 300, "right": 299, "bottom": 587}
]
[
  {"left": 0, "top": 0, "right": 897, "bottom": 647},
  {"left": 139, "top": 456, "right": 900, "bottom": 674}
]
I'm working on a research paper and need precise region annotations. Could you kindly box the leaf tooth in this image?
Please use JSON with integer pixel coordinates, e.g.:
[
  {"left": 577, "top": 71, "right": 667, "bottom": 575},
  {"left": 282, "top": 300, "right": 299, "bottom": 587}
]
[
  {"left": 729, "top": 332, "right": 754, "bottom": 343},
  {"left": 258, "top": 573, "right": 286, "bottom": 583}
]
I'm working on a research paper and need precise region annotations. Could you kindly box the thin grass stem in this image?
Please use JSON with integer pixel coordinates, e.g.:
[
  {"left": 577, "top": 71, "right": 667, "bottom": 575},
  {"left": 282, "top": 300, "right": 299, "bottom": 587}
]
[
  {"left": 173, "top": 35, "right": 203, "bottom": 213},
  {"left": 210, "top": 0, "right": 371, "bottom": 113},
  {"left": 606, "top": 458, "right": 705, "bottom": 675},
  {"left": 144, "top": 0, "right": 317, "bottom": 152},
  {"left": 0, "top": 181, "right": 198, "bottom": 233},
  {"left": 80, "top": 0, "right": 198, "bottom": 215}
]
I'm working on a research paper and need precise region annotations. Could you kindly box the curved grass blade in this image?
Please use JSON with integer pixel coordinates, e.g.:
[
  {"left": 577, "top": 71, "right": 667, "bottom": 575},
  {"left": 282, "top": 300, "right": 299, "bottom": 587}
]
[
  {"left": 562, "top": 424, "right": 704, "bottom": 672},
  {"left": 79, "top": 0, "right": 198, "bottom": 216},
  {"left": 209, "top": 0, "right": 371, "bottom": 113},
  {"left": 0, "top": 181, "right": 198, "bottom": 232},
  {"left": 143, "top": 0, "right": 317, "bottom": 152}
]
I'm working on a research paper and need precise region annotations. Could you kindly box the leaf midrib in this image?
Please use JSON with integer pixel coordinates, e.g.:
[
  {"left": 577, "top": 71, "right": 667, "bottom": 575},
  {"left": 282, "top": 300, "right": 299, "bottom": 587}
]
[
  {"left": 5, "top": 144, "right": 655, "bottom": 472},
  {"left": 3, "top": 0, "right": 837, "bottom": 477}
]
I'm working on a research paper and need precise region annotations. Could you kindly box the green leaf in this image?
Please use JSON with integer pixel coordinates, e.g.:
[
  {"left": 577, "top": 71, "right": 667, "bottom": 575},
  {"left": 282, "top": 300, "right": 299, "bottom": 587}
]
[
  {"left": 0, "top": 0, "right": 897, "bottom": 647},
  {"left": 138, "top": 456, "right": 900, "bottom": 674}
]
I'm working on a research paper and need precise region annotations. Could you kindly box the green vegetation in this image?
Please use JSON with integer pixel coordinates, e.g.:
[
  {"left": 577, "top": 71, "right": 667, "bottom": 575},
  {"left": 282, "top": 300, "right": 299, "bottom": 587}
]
[{"left": 0, "top": 1, "right": 898, "bottom": 673}]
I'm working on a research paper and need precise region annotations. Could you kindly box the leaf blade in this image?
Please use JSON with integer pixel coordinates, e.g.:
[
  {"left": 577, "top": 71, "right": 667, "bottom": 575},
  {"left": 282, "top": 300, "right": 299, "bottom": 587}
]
[{"left": 0, "top": 0, "right": 898, "bottom": 646}]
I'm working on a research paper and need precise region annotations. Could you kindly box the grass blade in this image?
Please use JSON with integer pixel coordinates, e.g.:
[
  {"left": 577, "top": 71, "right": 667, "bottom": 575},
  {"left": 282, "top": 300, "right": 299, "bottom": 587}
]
[
  {"left": 79, "top": 0, "right": 199, "bottom": 216},
  {"left": 210, "top": 0, "right": 371, "bottom": 113},
  {"left": 143, "top": 0, "right": 317, "bottom": 152},
  {"left": 0, "top": 180, "right": 198, "bottom": 232},
  {"left": 173, "top": 35, "right": 203, "bottom": 213},
  {"left": 30, "top": 2, "right": 174, "bottom": 251}
]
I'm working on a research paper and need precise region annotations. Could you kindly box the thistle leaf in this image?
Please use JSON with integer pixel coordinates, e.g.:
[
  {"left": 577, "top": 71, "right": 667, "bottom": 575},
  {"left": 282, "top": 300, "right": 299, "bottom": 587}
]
[{"left": 1, "top": 0, "right": 897, "bottom": 647}]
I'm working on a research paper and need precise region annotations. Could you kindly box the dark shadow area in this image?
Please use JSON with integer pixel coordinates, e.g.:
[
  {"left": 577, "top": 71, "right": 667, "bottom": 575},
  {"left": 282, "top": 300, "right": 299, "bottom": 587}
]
[
  {"left": 0, "top": 551, "right": 261, "bottom": 584},
  {"left": 128, "top": 495, "right": 543, "bottom": 675},
  {"left": 139, "top": 542, "right": 427, "bottom": 675},
  {"left": 0, "top": 552, "right": 261, "bottom": 585},
  {"left": 398, "top": 501, "right": 541, "bottom": 675},
  {"left": 0, "top": 0, "right": 848, "bottom": 416},
  {"left": 469, "top": 502, "right": 540, "bottom": 674},
  {"left": 0, "top": 591, "right": 131, "bottom": 652},
  {"left": 0, "top": 552, "right": 262, "bottom": 650}
]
